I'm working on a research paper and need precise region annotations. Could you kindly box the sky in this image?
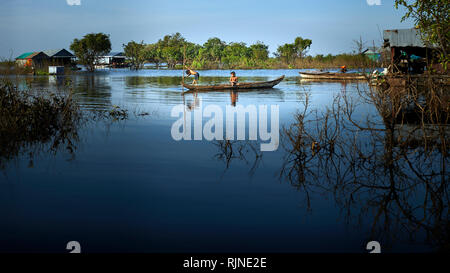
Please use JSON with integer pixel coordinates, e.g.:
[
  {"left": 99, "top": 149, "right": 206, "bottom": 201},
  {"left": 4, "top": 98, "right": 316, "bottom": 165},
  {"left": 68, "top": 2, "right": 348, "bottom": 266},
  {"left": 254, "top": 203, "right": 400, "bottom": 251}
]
[{"left": 0, "top": 0, "right": 415, "bottom": 59}]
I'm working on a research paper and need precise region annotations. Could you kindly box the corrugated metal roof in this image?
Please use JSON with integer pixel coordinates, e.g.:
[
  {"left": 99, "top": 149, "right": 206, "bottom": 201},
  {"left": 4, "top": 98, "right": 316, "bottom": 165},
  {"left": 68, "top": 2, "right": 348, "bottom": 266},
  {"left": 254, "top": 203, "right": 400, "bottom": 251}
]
[
  {"left": 27, "top": 52, "right": 40, "bottom": 59},
  {"left": 27, "top": 52, "right": 49, "bottom": 59},
  {"left": 42, "top": 49, "right": 59, "bottom": 57},
  {"left": 16, "top": 52, "right": 34, "bottom": 59},
  {"left": 43, "top": 49, "right": 75, "bottom": 58},
  {"left": 383, "top": 28, "right": 427, "bottom": 48}
]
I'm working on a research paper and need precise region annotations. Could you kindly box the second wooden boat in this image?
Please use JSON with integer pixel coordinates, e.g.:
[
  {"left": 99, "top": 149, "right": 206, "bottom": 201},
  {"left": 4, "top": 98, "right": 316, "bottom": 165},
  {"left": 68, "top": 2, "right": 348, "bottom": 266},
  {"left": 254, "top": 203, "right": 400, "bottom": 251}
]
[
  {"left": 299, "top": 71, "right": 367, "bottom": 80},
  {"left": 182, "top": 75, "right": 285, "bottom": 91}
]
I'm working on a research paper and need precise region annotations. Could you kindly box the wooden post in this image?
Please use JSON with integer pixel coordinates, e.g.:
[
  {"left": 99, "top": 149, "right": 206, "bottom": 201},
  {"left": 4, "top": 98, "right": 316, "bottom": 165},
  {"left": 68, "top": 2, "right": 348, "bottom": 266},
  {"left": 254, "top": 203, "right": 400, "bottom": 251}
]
[
  {"left": 391, "top": 47, "right": 395, "bottom": 73},
  {"left": 182, "top": 44, "right": 186, "bottom": 91},
  {"left": 183, "top": 45, "right": 186, "bottom": 81}
]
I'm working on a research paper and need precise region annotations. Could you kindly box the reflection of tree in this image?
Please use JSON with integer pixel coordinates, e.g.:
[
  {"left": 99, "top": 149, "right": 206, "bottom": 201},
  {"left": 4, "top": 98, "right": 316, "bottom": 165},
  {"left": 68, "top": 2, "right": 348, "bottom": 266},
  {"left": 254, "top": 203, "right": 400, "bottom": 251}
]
[
  {"left": 125, "top": 76, "right": 243, "bottom": 88},
  {"left": 213, "top": 140, "right": 263, "bottom": 177},
  {"left": 16, "top": 75, "right": 69, "bottom": 94},
  {"left": 71, "top": 75, "right": 112, "bottom": 109},
  {"left": 280, "top": 81, "right": 449, "bottom": 251},
  {"left": 125, "top": 76, "right": 181, "bottom": 88},
  {"left": 0, "top": 81, "right": 81, "bottom": 170},
  {"left": 0, "top": 79, "right": 134, "bottom": 171}
]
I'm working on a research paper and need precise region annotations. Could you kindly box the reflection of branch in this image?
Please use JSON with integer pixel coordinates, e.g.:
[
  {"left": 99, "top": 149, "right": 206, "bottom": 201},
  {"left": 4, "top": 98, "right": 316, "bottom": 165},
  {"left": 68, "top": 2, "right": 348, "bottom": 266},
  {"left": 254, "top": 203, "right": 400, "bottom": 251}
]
[
  {"left": 0, "top": 81, "right": 81, "bottom": 170},
  {"left": 213, "top": 140, "right": 263, "bottom": 176},
  {"left": 0, "top": 80, "right": 140, "bottom": 172},
  {"left": 280, "top": 79, "right": 449, "bottom": 250}
]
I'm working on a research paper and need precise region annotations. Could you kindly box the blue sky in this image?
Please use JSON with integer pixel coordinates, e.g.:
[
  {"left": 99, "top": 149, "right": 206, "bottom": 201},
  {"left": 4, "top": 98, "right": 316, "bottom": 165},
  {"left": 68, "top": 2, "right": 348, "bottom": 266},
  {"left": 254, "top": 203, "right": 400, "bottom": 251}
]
[{"left": 0, "top": 0, "right": 414, "bottom": 59}]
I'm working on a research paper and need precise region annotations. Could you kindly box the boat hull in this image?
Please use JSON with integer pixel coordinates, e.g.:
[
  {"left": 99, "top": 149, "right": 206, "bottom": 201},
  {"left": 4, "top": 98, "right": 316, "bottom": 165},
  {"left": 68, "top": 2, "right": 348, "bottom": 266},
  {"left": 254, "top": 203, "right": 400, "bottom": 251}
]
[
  {"left": 182, "top": 75, "right": 285, "bottom": 91},
  {"left": 299, "top": 72, "right": 367, "bottom": 80}
]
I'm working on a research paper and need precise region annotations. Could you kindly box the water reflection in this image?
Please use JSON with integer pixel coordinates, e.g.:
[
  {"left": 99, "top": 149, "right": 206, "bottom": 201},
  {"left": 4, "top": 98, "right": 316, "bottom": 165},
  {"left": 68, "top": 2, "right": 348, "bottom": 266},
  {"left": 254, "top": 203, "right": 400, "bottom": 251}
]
[
  {"left": 278, "top": 83, "right": 449, "bottom": 251},
  {"left": 183, "top": 92, "right": 200, "bottom": 110},
  {"left": 0, "top": 82, "right": 81, "bottom": 170},
  {"left": 213, "top": 140, "right": 263, "bottom": 176},
  {"left": 71, "top": 75, "right": 112, "bottom": 110},
  {"left": 0, "top": 76, "right": 140, "bottom": 171},
  {"left": 125, "top": 76, "right": 182, "bottom": 88},
  {"left": 182, "top": 87, "right": 285, "bottom": 108},
  {"left": 182, "top": 90, "right": 238, "bottom": 109},
  {"left": 1, "top": 70, "right": 447, "bottom": 252},
  {"left": 203, "top": 79, "right": 449, "bottom": 251},
  {"left": 230, "top": 91, "right": 238, "bottom": 106}
]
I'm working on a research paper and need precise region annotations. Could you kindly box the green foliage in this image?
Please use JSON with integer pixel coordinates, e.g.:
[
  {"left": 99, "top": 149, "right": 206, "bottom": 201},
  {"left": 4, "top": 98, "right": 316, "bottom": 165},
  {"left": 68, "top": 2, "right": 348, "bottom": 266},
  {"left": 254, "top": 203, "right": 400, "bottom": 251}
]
[
  {"left": 123, "top": 35, "right": 272, "bottom": 69},
  {"left": 276, "top": 36, "right": 312, "bottom": 64},
  {"left": 108, "top": 105, "right": 128, "bottom": 121},
  {"left": 185, "top": 42, "right": 202, "bottom": 63},
  {"left": 123, "top": 40, "right": 146, "bottom": 70},
  {"left": 395, "top": 0, "right": 449, "bottom": 69},
  {"left": 221, "top": 42, "right": 252, "bottom": 67},
  {"left": 294, "top": 37, "right": 312, "bottom": 58},
  {"left": 250, "top": 41, "right": 269, "bottom": 61},
  {"left": 0, "top": 80, "right": 81, "bottom": 169},
  {"left": 190, "top": 59, "right": 205, "bottom": 69},
  {"left": 201, "top": 37, "right": 226, "bottom": 63},
  {"left": 70, "top": 33, "right": 111, "bottom": 72},
  {"left": 156, "top": 32, "right": 186, "bottom": 68},
  {"left": 35, "top": 70, "right": 49, "bottom": 76},
  {"left": 192, "top": 39, "right": 269, "bottom": 69},
  {"left": 143, "top": 43, "right": 162, "bottom": 67},
  {"left": 276, "top": 43, "right": 297, "bottom": 64},
  {"left": 121, "top": 33, "right": 377, "bottom": 69}
]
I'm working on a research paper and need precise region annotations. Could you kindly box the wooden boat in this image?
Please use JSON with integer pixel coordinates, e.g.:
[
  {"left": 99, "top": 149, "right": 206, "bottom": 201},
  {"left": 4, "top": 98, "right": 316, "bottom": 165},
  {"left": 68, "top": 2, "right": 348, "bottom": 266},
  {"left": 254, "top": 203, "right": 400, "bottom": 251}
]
[
  {"left": 299, "top": 71, "right": 367, "bottom": 80},
  {"left": 182, "top": 75, "right": 285, "bottom": 91}
]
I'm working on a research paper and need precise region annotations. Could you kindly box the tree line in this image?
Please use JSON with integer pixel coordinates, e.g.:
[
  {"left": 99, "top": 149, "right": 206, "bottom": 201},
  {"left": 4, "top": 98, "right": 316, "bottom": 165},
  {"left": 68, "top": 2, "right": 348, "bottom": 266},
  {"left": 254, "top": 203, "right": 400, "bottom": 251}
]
[
  {"left": 69, "top": 32, "right": 353, "bottom": 70},
  {"left": 122, "top": 34, "right": 317, "bottom": 70},
  {"left": 71, "top": 32, "right": 375, "bottom": 71},
  {"left": 122, "top": 33, "right": 295, "bottom": 70},
  {"left": 65, "top": 1, "right": 446, "bottom": 72}
]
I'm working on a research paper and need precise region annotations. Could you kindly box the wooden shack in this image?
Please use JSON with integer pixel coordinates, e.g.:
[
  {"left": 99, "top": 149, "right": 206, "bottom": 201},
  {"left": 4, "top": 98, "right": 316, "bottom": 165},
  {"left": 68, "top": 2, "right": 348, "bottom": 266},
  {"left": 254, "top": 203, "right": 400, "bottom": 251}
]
[
  {"left": 43, "top": 49, "right": 75, "bottom": 66},
  {"left": 98, "top": 52, "right": 127, "bottom": 68},
  {"left": 15, "top": 52, "right": 49, "bottom": 69},
  {"left": 383, "top": 28, "right": 436, "bottom": 74}
]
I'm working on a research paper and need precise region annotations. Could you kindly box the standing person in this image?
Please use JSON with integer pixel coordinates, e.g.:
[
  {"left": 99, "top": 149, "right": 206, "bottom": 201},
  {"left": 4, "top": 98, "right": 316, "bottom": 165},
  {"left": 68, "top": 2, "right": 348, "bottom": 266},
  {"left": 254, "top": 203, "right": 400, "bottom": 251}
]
[
  {"left": 185, "top": 67, "right": 200, "bottom": 84},
  {"left": 229, "top": 71, "right": 238, "bottom": 86}
]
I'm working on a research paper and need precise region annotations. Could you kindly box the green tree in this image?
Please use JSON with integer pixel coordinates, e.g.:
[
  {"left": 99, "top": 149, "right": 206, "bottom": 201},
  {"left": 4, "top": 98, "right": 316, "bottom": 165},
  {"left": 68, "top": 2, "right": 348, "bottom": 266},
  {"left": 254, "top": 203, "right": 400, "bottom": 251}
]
[
  {"left": 156, "top": 32, "right": 186, "bottom": 68},
  {"left": 395, "top": 0, "right": 449, "bottom": 68},
  {"left": 294, "top": 37, "right": 312, "bottom": 58},
  {"left": 70, "top": 33, "right": 111, "bottom": 72},
  {"left": 123, "top": 40, "right": 146, "bottom": 70},
  {"left": 276, "top": 37, "right": 312, "bottom": 64},
  {"left": 201, "top": 37, "right": 226, "bottom": 63},
  {"left": 143, "top": 43, "right": 163, "bottom": 68},
  {"left": 222, "top": 42, "right": 252, "bottom": 67},
  {"left": 250, "top": 41, "right": 269, "bottom": 61},
  {"left": 161, "top": 47, "right": 182, "bottom": 68},
  {"left": 185, "top": 42, "right": 202, "bottom": 63},
  {"left": 275, "top": 43, "right": 296, "bottom": 64}
]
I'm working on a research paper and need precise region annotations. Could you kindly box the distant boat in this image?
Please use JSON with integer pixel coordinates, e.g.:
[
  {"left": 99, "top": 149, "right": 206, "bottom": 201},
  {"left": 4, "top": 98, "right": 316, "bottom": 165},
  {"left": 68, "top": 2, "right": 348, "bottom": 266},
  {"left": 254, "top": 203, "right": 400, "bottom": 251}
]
[
  {"left": 181, "top": 75, "right": 285, "bottom": 91},
  {"left": 299, "top": 71, "right": 368, "bottom": 80}
]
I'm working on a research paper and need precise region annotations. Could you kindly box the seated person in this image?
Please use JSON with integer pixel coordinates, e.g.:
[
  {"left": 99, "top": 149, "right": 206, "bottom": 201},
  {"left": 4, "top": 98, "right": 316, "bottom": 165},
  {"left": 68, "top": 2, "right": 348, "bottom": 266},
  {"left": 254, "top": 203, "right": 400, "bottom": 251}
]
[
  {"left": 340, "top": 65, "right": 347, "bottom": 73},
  {"left": 185, "top": 67, "right": 200, "bottom": 84},
  {"left": 230, "top": 71, "right": 238, "bottom": 86}
]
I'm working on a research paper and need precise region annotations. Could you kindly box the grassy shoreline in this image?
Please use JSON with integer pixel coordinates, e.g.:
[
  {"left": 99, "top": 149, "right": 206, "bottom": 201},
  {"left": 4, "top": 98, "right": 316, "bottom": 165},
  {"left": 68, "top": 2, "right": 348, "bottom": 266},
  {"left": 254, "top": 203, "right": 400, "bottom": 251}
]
[{"left": 1, "top": 55, "right": 381, "bottom": 75}]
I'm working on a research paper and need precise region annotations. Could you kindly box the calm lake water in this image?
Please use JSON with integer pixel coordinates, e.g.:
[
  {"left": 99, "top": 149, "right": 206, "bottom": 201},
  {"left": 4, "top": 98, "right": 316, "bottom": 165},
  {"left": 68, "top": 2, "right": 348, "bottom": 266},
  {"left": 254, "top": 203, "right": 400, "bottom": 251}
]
[{"left": 0, "top": 69, "right": 447, "bottom": 253}]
